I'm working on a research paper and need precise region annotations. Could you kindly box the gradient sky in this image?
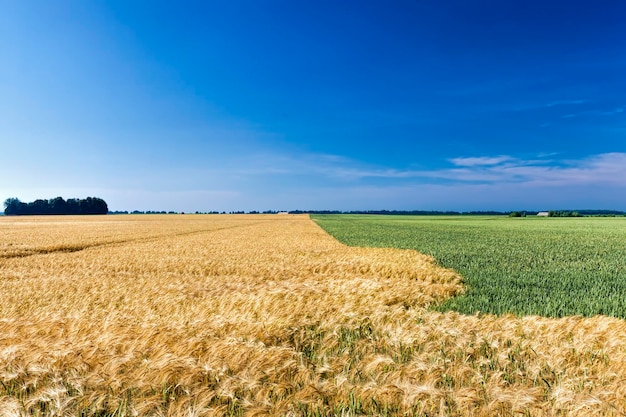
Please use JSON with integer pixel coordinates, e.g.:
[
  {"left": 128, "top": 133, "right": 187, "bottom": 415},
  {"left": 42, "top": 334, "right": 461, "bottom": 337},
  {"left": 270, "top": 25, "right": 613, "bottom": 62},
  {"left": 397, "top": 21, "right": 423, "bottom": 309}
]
[{"left": 2, "top": 0, "right": 626, "bottom": 212}]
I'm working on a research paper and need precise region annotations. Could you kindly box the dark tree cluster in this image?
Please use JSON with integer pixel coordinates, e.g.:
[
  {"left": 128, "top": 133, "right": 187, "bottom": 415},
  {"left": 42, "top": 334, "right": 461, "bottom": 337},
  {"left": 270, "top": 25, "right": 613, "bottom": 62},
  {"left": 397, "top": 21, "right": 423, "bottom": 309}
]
[
  {"left": 3, "top": 197, "right": 108, "bottom": 216},
  {"left": 508, "top": 211, "right": 527, "bottom": 217},
  {"left": 548, "top": 210, "right": 582, "bottom": 217}
]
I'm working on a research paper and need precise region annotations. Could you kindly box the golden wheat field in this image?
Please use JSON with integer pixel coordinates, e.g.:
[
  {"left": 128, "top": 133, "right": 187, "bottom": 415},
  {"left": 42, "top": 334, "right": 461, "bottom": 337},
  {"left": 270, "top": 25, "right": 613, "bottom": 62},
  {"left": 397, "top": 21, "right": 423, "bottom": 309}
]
[{"left": 1, "top": 214, "right": 626, "bottom": 416}]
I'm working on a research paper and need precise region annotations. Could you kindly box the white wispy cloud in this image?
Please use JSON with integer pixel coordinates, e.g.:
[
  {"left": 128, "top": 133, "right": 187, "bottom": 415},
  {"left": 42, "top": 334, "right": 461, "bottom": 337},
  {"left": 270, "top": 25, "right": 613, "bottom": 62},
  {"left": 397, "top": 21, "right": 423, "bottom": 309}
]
[
  {"left": 544, "top": 99, "right": 586, "bottom": 107},
  {"left": 432, "top": 153, "right": 626, "bottom": 186},
  {"left": 448, "top": 156, "right": 514, "bottom": 167},
  {"left": 513, "top": 99, "right": 587, "bottom": 112},
  {"left": 219, "top": 151, "right": 626, "bottom": 189},
  {"left": 279, "top": 152, "right": 626, "bottom": 210},
  {"left": 601, "top": 107, "right": 624, "bottom": 115},
  {"left": 562, "top": 106, "right": 625, "bottom": 119}
]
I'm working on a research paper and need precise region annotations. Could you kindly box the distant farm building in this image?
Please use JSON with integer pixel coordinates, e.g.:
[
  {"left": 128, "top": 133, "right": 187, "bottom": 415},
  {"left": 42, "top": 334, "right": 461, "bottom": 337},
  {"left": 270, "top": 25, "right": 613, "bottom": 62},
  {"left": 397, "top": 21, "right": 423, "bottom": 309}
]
[{"left": 537, "top": 211, "right": 549, "bottom": 217}]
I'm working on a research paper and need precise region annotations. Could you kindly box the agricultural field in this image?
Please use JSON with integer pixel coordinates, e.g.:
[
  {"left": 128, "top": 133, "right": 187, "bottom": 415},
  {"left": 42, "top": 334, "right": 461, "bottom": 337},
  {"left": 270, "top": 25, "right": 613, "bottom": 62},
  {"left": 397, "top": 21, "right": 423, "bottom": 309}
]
[
  {"left": 313, "top": 214, "right": 626, "bottom": 318},
  {"left": 1, "top": 214, "right": 626, "bottom": 416}
]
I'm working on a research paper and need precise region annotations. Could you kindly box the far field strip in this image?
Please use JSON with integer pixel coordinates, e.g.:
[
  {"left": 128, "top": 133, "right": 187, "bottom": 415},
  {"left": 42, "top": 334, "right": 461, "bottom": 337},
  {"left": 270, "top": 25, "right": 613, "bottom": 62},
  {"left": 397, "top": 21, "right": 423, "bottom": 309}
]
[
  {"left": 1, "top": 214, "right": 626, "bottom": 416},
  {"left": 0, "top": 216, "right": 272, "bottom": 259}
]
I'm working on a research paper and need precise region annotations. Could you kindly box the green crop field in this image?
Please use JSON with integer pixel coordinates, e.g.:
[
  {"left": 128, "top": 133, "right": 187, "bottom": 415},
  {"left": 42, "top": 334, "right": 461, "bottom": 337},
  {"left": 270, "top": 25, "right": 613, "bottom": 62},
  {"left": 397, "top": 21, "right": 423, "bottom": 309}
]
[{"left": 313, "top": 214, "right": 626, "bottom": 318}]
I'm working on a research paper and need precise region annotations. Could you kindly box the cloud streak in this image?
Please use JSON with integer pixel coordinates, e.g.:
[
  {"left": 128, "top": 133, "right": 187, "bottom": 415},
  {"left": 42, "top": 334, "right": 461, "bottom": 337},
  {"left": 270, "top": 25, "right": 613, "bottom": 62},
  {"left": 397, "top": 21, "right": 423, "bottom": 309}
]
[
  {"left": 562, "top": 106, "right": 625, "bottom": 119},
  {"left": 208, "top": 151, "right": 626, "bottom": 189},
  {"left": 296, "top": 152, "right": 626, "bottom": 188},
  {"left": 448, "top": 156, "right": 513, "bottom": 167},
  {"left": 544, "top": 100, "right": 586, "bottom": 107}
]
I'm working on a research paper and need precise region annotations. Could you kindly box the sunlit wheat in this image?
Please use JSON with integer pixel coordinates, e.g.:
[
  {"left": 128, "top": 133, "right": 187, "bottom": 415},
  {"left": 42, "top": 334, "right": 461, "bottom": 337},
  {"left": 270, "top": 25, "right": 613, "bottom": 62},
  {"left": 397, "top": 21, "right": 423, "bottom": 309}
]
[{"left": 0, "top": 214, "right": 625, "bottom": 415}]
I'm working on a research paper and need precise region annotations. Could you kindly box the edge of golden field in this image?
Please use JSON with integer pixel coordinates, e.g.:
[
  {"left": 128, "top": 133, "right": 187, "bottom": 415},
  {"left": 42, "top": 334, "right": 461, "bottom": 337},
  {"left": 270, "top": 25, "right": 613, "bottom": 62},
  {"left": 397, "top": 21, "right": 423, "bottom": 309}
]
[{"left": 0, "top": 214, "right": 625, "bottom": 416}]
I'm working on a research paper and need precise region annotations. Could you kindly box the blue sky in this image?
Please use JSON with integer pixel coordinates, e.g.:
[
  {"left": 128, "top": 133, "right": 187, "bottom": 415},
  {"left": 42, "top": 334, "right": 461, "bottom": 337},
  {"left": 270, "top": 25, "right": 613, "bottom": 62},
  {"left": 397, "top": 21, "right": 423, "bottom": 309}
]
[{"left": 2, "top": 0, "right": 626, "bottom": 212}]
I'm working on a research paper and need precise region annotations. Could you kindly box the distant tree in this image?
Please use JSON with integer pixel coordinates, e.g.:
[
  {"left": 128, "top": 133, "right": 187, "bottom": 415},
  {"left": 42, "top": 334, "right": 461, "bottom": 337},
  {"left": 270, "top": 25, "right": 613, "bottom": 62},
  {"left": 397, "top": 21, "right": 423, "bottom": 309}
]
[
  {"left": 3, "top": 198, "right": 23, "bottom": 215},
  {"left": 509, "top": 211, "right": 522, "bottom": 217},
  {"left": 49, "top": 197, "right": 67, "bottom": 215},
  {"left": 30, "top": 199, "right": 49, "bottom": 215},
  {"left": 66, "top": 198, "right": 80, "bottom": 214},
  {"left": 79, "top": 197, "right": 108, "bottom": 214}
]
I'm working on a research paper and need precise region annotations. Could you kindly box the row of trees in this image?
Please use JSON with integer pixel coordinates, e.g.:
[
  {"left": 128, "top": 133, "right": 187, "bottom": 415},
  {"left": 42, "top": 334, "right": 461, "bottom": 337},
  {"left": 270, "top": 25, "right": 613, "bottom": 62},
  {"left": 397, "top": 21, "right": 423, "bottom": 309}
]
[
  {"left": 548, "top": 210, "right": 583, "bottom": 217},
  {"left": 288, "top": 210, "right": 512, "bottom": 215},
  {"left": 3, "top": 197, "right": 108, "bottom": 215}
]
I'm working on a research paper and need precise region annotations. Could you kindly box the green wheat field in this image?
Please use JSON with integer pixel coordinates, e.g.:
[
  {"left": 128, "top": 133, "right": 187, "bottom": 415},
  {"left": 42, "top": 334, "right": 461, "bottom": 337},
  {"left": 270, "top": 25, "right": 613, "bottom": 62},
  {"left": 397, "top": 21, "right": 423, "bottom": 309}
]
[{"left": 313, "top": 214, "right": 626, "bottom": 318}]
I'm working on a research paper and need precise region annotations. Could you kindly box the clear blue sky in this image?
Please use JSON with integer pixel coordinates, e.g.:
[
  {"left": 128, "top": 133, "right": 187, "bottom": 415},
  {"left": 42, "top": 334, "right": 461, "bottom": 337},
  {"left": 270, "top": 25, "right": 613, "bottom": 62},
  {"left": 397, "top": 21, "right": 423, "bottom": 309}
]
[{"left": 2, "top": 0, "right": 626, "bottom": 212}]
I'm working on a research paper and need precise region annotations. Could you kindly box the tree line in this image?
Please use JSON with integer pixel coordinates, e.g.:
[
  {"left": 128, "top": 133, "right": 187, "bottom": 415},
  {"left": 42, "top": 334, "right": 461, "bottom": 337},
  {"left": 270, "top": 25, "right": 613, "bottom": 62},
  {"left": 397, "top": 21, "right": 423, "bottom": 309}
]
[{"left": 3, "top": 197, "right": 108, "bottom": 215}]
